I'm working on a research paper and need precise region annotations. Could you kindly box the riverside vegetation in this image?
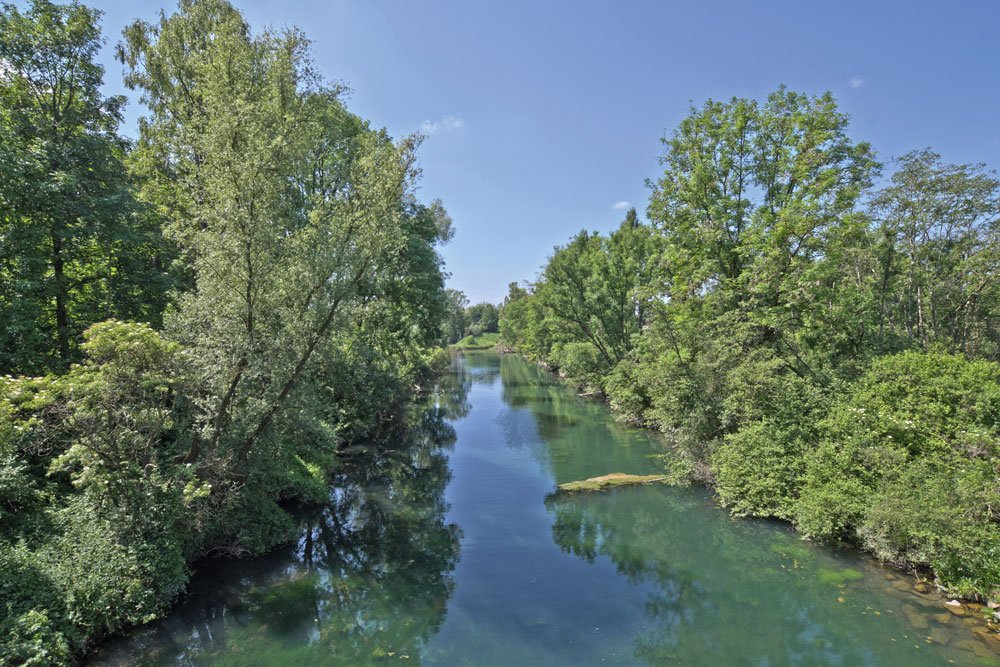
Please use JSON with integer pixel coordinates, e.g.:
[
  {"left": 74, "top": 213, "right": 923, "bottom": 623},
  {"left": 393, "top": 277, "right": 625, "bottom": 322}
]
[
  {"left": 499, "top": 89, "right": 1000, "bottom": 603},
  {"left": 3, "top": 0, "right": 999, "bottom": 663},
  {"left": 0, "top": 0, "right": 455, "bottom": 662}
]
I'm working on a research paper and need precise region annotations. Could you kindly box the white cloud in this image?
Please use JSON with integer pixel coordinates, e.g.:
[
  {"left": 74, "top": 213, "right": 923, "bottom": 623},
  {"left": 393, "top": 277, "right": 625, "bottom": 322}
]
[
  {"left": 612, "top": 200, "right": 632, "bottom": 210},
  {"left": 849, "top": 76, "right": 865, "bottom": 89},
  {"left": 421, "top": 115, "right": 465, "bottom": 135}
]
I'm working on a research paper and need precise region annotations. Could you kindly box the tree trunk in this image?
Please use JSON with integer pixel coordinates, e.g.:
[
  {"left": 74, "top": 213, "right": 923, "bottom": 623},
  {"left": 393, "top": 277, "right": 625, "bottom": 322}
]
[{"left": 51, "top": 230, "right": 70, "bottom": 365}]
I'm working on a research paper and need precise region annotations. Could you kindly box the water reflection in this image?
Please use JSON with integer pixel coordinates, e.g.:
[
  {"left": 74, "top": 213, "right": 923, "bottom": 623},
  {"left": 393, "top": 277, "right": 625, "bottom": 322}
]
[
  {"left": 91, "top": 352, "right": 1000, "bottom": 666},
  {"left": 90, "top": 380, "right": 466, "bottom": 666},
  {"left": 545, "top": 476, "right": 991, "bottom": 665}
]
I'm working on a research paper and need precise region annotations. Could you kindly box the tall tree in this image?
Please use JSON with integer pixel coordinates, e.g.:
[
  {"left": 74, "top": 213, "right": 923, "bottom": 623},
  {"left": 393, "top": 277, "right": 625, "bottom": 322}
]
[
  {"left": 443, "top": 288, "right": 469, "bottom": 344},
  {"left": 647, "top": 88, "right": 878, "bottom": 376},
  {"left": 870, "top": 149, "right": 1000, "bottom": 356},
  {"left": 0, "top": 0, "right": 172, "bottom": 374},
  {"left": 119, "top": 0, "right": 447, "bottom": 475}
]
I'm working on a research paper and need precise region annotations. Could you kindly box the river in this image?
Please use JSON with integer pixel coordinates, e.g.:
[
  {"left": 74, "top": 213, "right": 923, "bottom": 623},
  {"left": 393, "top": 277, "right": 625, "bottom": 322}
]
[{"left": 89, "top": 350, "right": 999, "bottom": 666}]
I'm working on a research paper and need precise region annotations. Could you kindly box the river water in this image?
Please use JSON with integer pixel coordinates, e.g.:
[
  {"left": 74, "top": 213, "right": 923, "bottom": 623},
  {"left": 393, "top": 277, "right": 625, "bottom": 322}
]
[{"left": 90, "top": 351, "right": 999, "bottom": 666}]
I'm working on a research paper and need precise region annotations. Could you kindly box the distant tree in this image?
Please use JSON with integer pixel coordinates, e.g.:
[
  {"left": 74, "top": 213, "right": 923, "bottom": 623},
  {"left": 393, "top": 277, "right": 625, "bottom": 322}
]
[
  {"left": 870, "top": 149, "right": 1000, "bottom": 356},
  {"left": 465, "top": 301, "right": 499, "bottom": 336},
  {"left": 443, "top": 289, "right": 469, "bottom": 343}
]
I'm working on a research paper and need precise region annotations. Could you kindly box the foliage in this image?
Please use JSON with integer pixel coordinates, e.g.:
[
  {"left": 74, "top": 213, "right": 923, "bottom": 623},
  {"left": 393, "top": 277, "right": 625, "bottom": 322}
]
[
  {"left": 500, "top": 87, "right": 1000, "bottom": 597},
  {"left": 795, "top": 352, "right": 1000, "bottom": 595},
  {"left": 0, "top": 0, "right": 175, "bottom": 374},
  {"left": 465, "top": 301, "right": 499, "bottom": 337},
  {"left": 498, "top": 207, "right": 660, "bottom": 388},
  {"left": 1, "top": 321, "right": 190, "bottom": 661},
  {"left": 452, "top": 332, "right": 500, "bottom": 350},
  {"left": 0, "top": 0, "right": 455, "bottom": 662},
  {"left": 442, "top": 291, "right": 500, "bottom": 343}
]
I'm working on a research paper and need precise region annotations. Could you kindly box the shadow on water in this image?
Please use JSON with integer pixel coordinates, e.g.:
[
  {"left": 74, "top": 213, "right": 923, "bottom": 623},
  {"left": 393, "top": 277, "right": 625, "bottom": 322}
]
[{"left": 89, "top": 375, "right": 468, "bottom": 666}]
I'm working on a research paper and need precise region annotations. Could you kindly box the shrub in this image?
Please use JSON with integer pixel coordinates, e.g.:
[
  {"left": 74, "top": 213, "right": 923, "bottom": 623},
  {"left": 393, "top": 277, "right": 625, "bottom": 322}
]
[
  {"left": 794, "top": 351, "right": 1000, "bottom": 595},
  {"left": 713, "top": 420, "right": 808, "bottom": 520},
  {"left": 550, "top": 341, "right": 606, "bottom": 390}
]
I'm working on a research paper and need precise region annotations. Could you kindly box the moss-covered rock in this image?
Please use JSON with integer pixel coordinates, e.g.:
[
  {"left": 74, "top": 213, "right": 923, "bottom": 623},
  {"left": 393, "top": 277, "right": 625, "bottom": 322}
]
[{"left": 556, "top": 473, "right": 667, "bottom": 493}]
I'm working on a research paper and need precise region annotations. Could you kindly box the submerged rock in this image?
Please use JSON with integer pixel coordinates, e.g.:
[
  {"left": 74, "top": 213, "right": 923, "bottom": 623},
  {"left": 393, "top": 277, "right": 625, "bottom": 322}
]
[
  {"left": 902, "top": 603, "right": 930, "bottom": 630},
  {"left": 556, "top": 473, "right": 667, "bottom": 493},
  {"left": 944, "top": 599, "right": 968, "bottom": 617},
  {"left": 972, "top": 626, "right": 1000, "bottom": 648}
]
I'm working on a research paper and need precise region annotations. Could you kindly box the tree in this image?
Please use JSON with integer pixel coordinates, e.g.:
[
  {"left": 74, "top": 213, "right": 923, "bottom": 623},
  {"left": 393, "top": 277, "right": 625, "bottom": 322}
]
[
  {"left": 649, "top": 89, "right": 877, "bottom": 308},
  {"left": 443, "top": 289, "right": 469, "bottom": 343},
  {"left": 645, "top": 88, "right": 879, "bottom": 387},
  {"left": 119, "top": 0, "right": 450, "bottom": 480},
  {"left": 0, "top": 0, "right": 173, "bottom": 374},
  {"left": 465, "top": 301, "right": 499, "bottom": 336},
  {"left": 870, "top": 149, "right": 1000, "bottom": 356},
  {"left": 528, "top": 208, "right": 660, "bottom": 377}
]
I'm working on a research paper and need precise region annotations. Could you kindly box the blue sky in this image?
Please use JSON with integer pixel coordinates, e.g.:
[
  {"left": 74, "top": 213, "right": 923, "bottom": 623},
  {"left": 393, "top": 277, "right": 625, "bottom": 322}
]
[{"left": 88, "top": 0, "right": 999, "bottom": 304}]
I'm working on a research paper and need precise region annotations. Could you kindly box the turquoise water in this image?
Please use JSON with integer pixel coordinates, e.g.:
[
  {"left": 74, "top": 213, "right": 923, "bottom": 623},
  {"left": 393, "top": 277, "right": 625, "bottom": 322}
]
[{"left": 89, "top": 351, "right": 1000, "bottom": 665}]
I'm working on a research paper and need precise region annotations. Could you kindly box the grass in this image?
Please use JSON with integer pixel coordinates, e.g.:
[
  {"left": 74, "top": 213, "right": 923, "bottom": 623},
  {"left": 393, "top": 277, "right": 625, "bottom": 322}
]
[{"left": 452, "top": 332, "right": 500, "bottom": 350}]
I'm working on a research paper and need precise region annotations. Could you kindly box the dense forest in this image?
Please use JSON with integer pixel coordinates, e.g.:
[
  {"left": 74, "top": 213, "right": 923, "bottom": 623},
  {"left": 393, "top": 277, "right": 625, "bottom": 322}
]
[
  {"left": 0, "top": 0, "right": 454, "bottom": 661},
  {"left": 500, "top": 89, "right": 1000, "bottom": 600}
]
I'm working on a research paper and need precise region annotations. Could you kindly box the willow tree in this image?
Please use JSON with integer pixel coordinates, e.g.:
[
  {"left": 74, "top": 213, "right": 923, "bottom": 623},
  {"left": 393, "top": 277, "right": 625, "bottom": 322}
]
[{"left": 119, "top": 0, "right": 447, "bottom": 486}]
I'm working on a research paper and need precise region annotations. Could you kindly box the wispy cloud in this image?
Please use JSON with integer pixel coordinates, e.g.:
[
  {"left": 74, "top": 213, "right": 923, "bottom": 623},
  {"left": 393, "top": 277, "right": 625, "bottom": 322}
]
[
  {"left": 612, "top": 200, "right": 632, "bottom": 210},
  {"left": 848, "top": 76, "right": 865, "bottom": 89},
  {"left": 421, "top": 115, "right": 465, "bottom": 135}
]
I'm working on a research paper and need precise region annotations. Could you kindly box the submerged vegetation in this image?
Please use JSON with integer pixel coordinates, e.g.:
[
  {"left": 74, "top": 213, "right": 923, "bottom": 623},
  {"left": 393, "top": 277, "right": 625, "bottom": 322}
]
[
  {"left": 0, "top": 0, "right": 454, "bottom": 661},
  {"left": 500, "top": 88, "right": 1000, "bottom": 599}
]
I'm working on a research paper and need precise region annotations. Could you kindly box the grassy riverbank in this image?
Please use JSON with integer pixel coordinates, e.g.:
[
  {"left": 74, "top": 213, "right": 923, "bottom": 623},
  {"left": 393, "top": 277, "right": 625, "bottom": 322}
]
[{"left": 452, "top": 332, "right": 501, "bottom": 350}]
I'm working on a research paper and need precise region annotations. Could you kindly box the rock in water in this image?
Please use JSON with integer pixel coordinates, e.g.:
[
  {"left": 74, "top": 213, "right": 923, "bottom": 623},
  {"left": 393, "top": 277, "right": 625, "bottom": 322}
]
[{"left": 556, "top": 473, "right": 667, "bottom": 493}]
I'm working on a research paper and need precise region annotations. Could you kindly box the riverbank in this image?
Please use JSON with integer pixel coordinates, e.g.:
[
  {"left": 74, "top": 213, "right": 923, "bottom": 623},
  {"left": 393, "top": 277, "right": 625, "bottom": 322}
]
[
  {"left": 89, "top": 351, "right": 1000, "bottom": 665},
  {"left": 498, "top": 346, "right": 1000, "bottom": 654},
  {"left": 451, "top": 332, "right": 500, "bottom": 350}
]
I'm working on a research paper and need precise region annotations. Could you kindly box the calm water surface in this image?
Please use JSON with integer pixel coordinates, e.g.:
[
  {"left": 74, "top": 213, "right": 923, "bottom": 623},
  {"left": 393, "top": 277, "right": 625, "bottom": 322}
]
[{"left": 90, "top": 351, "right": 1000, "bottom": 666}]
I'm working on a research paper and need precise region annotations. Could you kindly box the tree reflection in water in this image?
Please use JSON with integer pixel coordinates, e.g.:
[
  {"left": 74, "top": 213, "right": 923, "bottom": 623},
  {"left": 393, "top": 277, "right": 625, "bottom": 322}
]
[
  {"left": 544, "top": 485, "right": 981, "bottom": 666},
  {"left": 89, "top": 371, "right": 468, "bottom": 667}
]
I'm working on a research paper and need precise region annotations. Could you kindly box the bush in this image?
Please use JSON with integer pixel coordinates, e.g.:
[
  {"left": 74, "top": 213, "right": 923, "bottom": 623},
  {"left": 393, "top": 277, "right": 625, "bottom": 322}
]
[
  {"left": 713, "top": 420, "right": 808, "bottom": 520},
  {"left": 549, "top": 341, "right": 606, "bottom": 390},
  {"left": 0, "top": 499, "right": 188, "bottom": 663},
  {"left": 605, "top": 359, "right": 651, "bottom": 424},
  {"left": 794, "top": 351, "right": 1000, "bottom": 595}
]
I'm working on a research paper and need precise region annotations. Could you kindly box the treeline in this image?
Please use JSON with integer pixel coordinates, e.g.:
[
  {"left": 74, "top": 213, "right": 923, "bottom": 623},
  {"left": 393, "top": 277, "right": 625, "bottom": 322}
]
[
  {"left": 0, "top": 0, "right": 453, "bottom": 662},
  {"left": 500, "top": 88, "right": 1000, "bottom": 598},
  {"left": 442, "top": 289, "right": 499, "bottom": 344}
]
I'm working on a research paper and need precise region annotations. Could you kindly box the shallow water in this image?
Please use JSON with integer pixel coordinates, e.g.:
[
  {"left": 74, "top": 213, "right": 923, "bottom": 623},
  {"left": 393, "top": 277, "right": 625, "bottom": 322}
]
[{"left": 89, "top": 351, "right": 1000, "bottom": 666}]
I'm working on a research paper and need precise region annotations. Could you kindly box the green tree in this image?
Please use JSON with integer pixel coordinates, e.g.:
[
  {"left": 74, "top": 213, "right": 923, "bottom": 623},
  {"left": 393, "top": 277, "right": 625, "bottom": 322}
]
[
  {"left": 870, "top": 149, "right": 1000, "bottom": 356},
  {"left": 465, "top": 301, "right": 499, "bottom": 336},
  {"left": 0, "top": 0, "right": 173, "bottom": 374},
  {"left": 443, "top": 288, "right": 469, "bottom": 343},
  {"left": 118, "top": 1, "right": 453, "bottom": 557}
]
